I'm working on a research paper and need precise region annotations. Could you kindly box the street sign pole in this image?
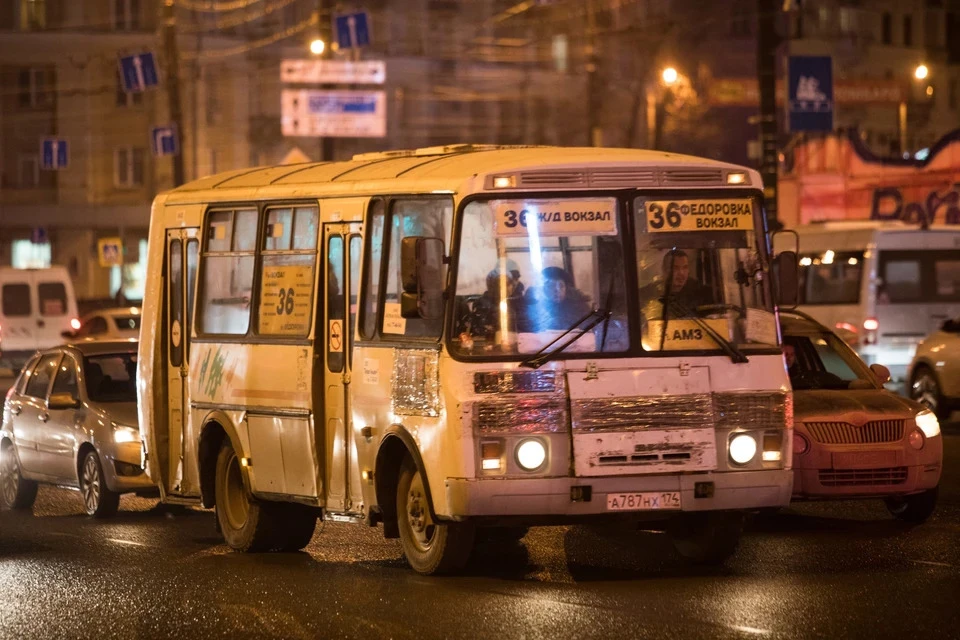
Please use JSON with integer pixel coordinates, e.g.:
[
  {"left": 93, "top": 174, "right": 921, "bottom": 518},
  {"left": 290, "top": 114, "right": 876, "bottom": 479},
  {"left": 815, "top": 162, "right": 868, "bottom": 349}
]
[{"left": 161, "top": 0, "right": 186, "bottom": 186}]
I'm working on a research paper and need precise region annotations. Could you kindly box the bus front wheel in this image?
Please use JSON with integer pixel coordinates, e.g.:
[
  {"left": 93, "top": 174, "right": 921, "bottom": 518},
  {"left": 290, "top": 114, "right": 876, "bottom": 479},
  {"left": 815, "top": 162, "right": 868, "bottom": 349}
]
[
  {"left": 215, "top": 440, "right": 277, "bottom": 552},
  {"left": 396, "top": 458, "right": 475, "bottom": 575},
  {"left": 668, "top": 511, "right": 744, "bottom": 565}
]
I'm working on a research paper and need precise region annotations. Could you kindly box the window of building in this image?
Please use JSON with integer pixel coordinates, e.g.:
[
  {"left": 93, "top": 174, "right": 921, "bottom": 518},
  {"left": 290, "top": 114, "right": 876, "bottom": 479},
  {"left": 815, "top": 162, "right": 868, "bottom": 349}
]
[
  {"left": 115, "top": 69, "right": 142, "bottom": 107},
  {"left": 256, "top": 205, "right": 319, "bottom": 337},
  {"left": 114, "top": 146, "right": 145, "bottom": 188},
  {"left": 18, "top": 155, "right": 39, "bottom": 188},
  {"left": 198, "top": 208, "right": 257, "bottom": 335},
  {"left": 19, "top": 0, "right": 46, "bottom": 30},
  {"left": 904, "top": 15, "right": 913, "bottom": 46},
  {"left": 551, "top": 34, "right": 568, "bottom": 73},
  {"left": 12, "top": 239, "right": 51, "bottom": 269},
  {"left": 882, "top": 12, "right": 892, "bottom": 44},
  {"left": 18, "top": 68, "right": 51, "bottom": 108},
  {"left": 114, "top": 0, "right": 141, "bottom": 30}
]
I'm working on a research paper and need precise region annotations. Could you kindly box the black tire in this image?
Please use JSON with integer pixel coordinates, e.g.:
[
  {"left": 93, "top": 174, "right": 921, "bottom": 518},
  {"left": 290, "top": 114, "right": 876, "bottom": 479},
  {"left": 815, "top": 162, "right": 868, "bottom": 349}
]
[
  {"left": 668, "top": 511, "right": 744, "bottom": 565},
  {"left": 0, "top": 443, "right": 38, "bottom": 511},
  {"left": 214, "top": 440, "right": 279, "bottom": 552},
  {"left": 396, "top": 457, "right": 475, "bottom": 575},
  {"left": 80, "top": 450, "right": 120, "bottom": 518},
  {"left": 477, "top": 526, "right": 529, "bottom": 544},
  {"left": 273, "top": 503, "right": 318, "bottom": 552},
  {"left": 910, "top": 367, "right": 950, "bottom": 421},
  {"left": 885, "top": 486, "right": 939, "bottom": 524}
]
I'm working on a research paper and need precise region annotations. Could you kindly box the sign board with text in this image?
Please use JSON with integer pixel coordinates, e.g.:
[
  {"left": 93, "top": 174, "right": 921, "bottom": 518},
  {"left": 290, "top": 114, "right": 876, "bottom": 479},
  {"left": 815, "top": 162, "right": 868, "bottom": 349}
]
[
  {"left": 281, "top": 59, "right": 385, "bottom": 84},
  {"left": 492, "top": 199, "right": 618, "bottom": 237},
  {"left": 281, "top": 89, "right": 386, "bottom": 138},
  {"left": 643, "top": 199, "right": 755, "bottom": 232},
  {"left": 258, "top": 264, "right": 314, "bottom": 335}
]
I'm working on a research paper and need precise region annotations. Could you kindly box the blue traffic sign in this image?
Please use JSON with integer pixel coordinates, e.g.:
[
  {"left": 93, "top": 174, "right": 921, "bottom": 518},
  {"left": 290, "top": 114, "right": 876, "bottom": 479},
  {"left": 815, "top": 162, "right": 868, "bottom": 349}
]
[
  {"left": 335, "top": 11, "right": 370, "bottom": 50},
  {"left": 788, "top": 55, "right": 833, "bottom": 133},
  {"left": 40, "top": 138, "right": 68, "bottom": 170},
  {"left": 119, "top": 52, "right": 159, "bottom": 93},
  {"left": 151, "top": 125, "right": 179, "bottom": 157}
]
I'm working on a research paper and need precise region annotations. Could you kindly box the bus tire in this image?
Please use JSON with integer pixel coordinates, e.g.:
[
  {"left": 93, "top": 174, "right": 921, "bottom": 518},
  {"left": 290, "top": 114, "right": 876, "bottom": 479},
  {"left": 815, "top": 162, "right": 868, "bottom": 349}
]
[
  {"left": 0, "top": 442, "right": 38, "bottom": 511},
  {"left": 885, "top": 486, "right": 938, "bottom": 524},
  {"left": 274, "top": 503, "right": 317, "bottom": 551},
  {"left": 668, "top": 511, "right": 744, "bottom": 565},
  {"left": 214, "top": 440, "right": 277, "bottom": 552},
  {"left": 396, "top": 457, "right": 474, "bottom": 575}
]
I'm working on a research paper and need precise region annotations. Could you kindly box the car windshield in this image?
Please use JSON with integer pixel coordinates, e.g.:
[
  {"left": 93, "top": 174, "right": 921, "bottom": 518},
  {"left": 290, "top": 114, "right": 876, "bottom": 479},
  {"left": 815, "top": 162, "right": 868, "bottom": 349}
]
[
  {"left": 451, "top": 197, "right": 628, "bottom": 357},
  {"left": 84, "top": 352, "right": 137, "bottom": 402},
  {"left": 782, "top": 331, "right": 875, "bottom": 391},
  {"left": 635, "top": 196, "right": 777, "bottom": 352}
]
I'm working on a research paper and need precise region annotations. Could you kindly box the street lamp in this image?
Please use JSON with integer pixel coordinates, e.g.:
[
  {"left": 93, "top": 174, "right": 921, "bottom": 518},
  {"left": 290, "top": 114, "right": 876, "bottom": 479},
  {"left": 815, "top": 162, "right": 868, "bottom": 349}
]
[
  {"left": 310, "top": 38, "right": 325, "bottom": 55},
  {"left": 899, "top": 64, "right": 931, "bottom": 156},
  {"left": 914, "top": 64, "right": 929, "bottom": 80},
  {"left": 661, "top": 67, "right": 679, "bottom": 86}
]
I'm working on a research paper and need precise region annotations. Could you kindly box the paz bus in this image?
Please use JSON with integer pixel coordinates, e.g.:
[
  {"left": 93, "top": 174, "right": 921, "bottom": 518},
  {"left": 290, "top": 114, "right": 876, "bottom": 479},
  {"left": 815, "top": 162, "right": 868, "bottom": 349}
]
[{"left": 138, "top": 145, "right": 797, "bottom": 574}]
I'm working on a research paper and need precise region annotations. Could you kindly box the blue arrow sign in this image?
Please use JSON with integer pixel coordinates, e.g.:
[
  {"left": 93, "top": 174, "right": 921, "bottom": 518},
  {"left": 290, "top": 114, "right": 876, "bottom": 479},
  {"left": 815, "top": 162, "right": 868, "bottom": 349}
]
[
  {"left": 335, "top": 11, "right": 370, "bottom": 50},
  {"left": 151, "top": 125, "right": 179, "bottom": 157},
  {"left": 119, "top": 52, "right": 159, "bottom": 93},
  {"left": 40, "top": 138, "right": 68, "bottom": 170}
]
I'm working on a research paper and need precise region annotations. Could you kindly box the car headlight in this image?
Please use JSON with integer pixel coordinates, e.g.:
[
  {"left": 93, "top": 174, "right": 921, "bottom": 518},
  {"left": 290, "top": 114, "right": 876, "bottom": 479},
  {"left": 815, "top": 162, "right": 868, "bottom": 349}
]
[
  {"left": 113, "top": 425, "right": 139, "bottom": 444},
  {"left": 515, "top": 439, "right": 547, "bottom": 471},
  {"left": 915, "top": 410, "right": 940, "bottom": 438},
  {"left": 729, "top": 433, "right": 758, "bottom": 465}
]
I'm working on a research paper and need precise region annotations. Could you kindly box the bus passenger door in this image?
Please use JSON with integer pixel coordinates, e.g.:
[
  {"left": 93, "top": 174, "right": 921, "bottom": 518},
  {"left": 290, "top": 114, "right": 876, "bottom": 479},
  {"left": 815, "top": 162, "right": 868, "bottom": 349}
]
[
  {"left": 165, "top": 228, "right": 199, "bottom": 495},
  {"left": 322, "top": 223, "right": 363, "bottom": 513}
]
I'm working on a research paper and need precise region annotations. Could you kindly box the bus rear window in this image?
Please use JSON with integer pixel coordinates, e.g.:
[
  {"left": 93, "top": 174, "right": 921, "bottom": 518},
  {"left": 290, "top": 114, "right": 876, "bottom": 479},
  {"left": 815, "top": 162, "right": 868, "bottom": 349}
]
[
  {"left": 799, "top": 251, "right": 863, "bottom": 305},
  {"left": 38, "top": 282, "right": 67, "bottom": 316},
  {"left": 2, "top": 283, "right": 31, "bottom": 317},
  {"left": 877, "top": 250, "right": 960, "bottom": 303}
]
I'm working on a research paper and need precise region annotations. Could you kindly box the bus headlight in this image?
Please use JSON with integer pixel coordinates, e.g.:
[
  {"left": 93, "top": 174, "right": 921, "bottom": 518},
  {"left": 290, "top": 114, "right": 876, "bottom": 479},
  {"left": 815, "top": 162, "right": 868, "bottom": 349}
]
[
  {"left": 728, "top": 433, "right": 757, "bottom": 465},
  {"left": 515, "top": 439, "right": 547, "bottom": 471},
  {"left": 915, "top": 410, "right": 940, "bottom": 438}
]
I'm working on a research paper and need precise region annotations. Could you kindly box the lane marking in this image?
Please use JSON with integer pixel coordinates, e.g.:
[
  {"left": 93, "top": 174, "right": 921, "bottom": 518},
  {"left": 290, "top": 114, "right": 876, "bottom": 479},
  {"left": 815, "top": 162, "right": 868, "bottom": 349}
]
[
  {"left": 911, "top": 559, "right": 953, "bottom": 568},
  {"left": 729, "top": 625, "right": 771, "bottom": 635},
  {"left": 106, "top": 538, "right": 147, "bottom": 547}
]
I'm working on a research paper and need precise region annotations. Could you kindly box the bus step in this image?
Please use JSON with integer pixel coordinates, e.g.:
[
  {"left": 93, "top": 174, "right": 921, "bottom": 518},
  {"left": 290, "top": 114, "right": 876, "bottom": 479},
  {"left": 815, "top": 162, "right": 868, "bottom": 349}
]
[{"left": 324, "top": 511, "right": 364, "bottom": 524}]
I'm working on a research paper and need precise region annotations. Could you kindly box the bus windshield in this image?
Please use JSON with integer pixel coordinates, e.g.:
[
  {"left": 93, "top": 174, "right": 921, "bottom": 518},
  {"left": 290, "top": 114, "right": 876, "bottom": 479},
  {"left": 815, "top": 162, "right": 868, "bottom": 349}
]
[
  {"left": 635, "top": 196, "right": 777, "bottom": 352},
  {"left": 452, "top": 197, "right": 629, "bottom": 357}
]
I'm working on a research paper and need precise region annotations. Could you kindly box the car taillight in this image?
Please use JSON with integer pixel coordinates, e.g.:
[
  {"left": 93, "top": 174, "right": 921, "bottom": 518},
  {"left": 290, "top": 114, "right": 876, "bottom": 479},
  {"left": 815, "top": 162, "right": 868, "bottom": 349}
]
[{"left": 863, "top": 317, "right": 879, "bottom": 331}]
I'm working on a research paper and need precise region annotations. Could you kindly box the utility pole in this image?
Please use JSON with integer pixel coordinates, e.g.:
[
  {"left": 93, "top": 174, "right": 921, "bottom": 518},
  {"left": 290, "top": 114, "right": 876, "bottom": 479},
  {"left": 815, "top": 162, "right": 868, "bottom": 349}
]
[
  {"left": 318, "top": 0, "right": 335, "bottom": 161},
  {"left": 161, "top": 0, "right": 186, "bottom": 187},
  {"left": 585, "top": 0, "right": 601, "bottom": 147},
  {"left": 757, "top": 0, "right": 780, "bottom": 229}
]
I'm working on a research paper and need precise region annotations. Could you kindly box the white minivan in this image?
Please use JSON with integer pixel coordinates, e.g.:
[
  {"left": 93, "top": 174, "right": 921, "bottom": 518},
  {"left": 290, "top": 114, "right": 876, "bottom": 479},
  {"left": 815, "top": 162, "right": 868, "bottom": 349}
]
[
  {"left": 780, "top": 221, "right": 960, "bottom": 387},
  {"left": 0, "top": 266, "right": 79, "bottom": 372}
]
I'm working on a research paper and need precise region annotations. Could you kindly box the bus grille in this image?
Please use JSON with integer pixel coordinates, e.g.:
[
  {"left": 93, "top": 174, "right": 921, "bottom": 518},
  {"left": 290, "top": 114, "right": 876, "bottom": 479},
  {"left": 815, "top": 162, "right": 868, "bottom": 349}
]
[
  {"left": 571, "top": 391, "right": 788, "bottom": 431},
  {"left": 805, "top": 420, "right": 905, "bottom": 444},
  {"left": 473, "top": 398, "right": 568, "bottom": 434},
  {"left": 819, "top": 467, "right": 908, "bottom": 486}
]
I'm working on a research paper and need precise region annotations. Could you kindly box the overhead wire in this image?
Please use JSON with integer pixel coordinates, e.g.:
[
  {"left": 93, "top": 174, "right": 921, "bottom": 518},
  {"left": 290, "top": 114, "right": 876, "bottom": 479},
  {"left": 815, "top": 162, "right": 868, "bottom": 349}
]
[{"left": 176, "top": 0, "right": 265, "bottom": 13}]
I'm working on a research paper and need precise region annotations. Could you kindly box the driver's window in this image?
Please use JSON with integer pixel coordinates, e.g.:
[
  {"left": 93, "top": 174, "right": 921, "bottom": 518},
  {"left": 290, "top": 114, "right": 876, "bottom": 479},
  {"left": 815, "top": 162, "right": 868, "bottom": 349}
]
[
  {"left": 810, "top": 337, "right": 858, "bottom": 379},
  {"left": 51, "top": 355, "right": 79, "bottom": 401}
]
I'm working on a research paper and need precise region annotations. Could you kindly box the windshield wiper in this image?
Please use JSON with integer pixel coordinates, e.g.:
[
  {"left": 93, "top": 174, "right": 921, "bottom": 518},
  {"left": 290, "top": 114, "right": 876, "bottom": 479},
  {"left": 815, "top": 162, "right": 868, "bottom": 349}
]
[
  {"left": 520, "top": 308, "right": 611, "bottom": 369},
  {"left": 668, "top": 299, "right": 749, "bottom": 364}
]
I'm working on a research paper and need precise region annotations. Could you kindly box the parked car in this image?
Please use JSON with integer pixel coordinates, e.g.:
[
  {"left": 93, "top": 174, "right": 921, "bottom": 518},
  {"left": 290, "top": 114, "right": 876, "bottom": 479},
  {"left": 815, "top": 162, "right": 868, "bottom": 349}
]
[
  {"left": 0, "top": 340, "right": 153, "bottom": 517},
  {"left": 65, "top": 307, "right": 142, "bottom": 341},
  {"left": 908, "top": 317, "right": 960, "bottom": 421},
  {"left": 781, "top": 311, "right": 942, "bottom": 523},
  {"left": 0, "top": 266, "right": 79, "bottom": 373}
]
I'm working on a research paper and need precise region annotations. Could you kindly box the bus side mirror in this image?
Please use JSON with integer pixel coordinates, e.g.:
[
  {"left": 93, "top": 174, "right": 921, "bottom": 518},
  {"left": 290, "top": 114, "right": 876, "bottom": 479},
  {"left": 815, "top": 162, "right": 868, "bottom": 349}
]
[
  {"left": 400, "top": 236, "right": 445, "bottom": 319},
  {"left": 773, "top": 250, "right": 799, "bottom": 308}
]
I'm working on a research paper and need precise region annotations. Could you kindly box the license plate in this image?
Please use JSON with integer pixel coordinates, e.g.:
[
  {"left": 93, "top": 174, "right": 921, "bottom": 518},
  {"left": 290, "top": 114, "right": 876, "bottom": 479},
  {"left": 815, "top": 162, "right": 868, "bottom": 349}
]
[{"left": 606, "top": 491, "right": 681, "bottom": 511}]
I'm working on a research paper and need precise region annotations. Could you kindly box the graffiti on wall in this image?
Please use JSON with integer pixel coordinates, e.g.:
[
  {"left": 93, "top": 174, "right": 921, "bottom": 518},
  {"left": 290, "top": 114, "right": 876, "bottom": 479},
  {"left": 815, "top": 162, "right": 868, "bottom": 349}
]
[{"left": 870, "top": 183, "right": 960, "bottom": 228}]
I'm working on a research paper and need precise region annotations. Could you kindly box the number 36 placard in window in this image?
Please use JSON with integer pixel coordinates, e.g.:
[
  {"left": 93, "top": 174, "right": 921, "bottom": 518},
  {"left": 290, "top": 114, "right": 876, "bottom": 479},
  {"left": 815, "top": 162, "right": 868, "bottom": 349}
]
[
  {"left": 258, "top": 263, "right": 315, "bottom": 335},
  {"left": 644, "top": 198, "right": 755, "bottom": 232}
]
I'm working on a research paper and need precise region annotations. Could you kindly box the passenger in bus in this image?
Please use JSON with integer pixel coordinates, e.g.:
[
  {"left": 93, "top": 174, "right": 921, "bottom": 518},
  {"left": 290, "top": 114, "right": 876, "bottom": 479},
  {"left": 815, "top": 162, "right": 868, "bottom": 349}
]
[
  {"left": 519, "top": 266, "right": 592, "bottom": 332},
  {"left": 641, "top": 249, "right": 713, "bottom": 317},
  {"left": 470, "top": 261, "right": 524, "bottom": 339}
]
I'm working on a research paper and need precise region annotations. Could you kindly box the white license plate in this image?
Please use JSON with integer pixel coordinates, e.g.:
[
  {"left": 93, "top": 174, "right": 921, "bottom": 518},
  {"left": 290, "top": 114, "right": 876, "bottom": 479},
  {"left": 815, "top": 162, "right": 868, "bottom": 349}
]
[{"left": 606, "top": 491, "right": 681, "bottom": 511}]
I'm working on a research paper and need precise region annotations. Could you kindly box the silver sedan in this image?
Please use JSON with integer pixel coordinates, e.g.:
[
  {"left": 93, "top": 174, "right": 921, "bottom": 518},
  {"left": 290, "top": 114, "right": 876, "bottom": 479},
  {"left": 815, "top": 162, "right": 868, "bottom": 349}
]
[{"left": 0, "top": 340, "right": 154, "bottom": 517}]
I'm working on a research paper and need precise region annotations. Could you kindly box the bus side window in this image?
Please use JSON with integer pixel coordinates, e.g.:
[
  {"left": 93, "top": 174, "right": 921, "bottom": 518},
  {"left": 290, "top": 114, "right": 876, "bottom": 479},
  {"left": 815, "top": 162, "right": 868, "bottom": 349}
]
[
  {"left": 256, "top": 205, "right": 318, "bottom": 338},
  {"left": 360, "top": 199, "right": 385, "bottom": 339},
  {"left": 382, "top": 197, "right": 453, "bottom": 339},
  {"left": 198, "top": 208, "right": 257, "bottom": 336}
]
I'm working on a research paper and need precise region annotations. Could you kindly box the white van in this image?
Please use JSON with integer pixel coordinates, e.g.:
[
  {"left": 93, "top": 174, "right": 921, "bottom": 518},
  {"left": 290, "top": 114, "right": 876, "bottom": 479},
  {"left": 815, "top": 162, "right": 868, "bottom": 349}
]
[
  {"left": 781, "top": 221, "right": 960, "bottom": 386},
  {"left": 0, "top": 266, "right": 79, "bottom": 372}
]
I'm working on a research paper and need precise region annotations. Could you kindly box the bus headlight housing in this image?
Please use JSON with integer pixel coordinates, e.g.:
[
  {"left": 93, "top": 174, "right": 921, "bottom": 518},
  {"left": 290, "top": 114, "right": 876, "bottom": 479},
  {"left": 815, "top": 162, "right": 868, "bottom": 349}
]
[
  {"left": 728, "top": 433, "right": 758, "bottom": 465},
  {"left": 915, "top": 410, "right": 940, "bottom": 438},
  {"left": 515, "top": 439, "right": 547, "bottom": 471}
]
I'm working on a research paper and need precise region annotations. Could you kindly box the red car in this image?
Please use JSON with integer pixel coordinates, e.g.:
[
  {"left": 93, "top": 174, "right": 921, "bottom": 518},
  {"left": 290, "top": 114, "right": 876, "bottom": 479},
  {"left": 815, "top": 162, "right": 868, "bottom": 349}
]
[{"left": 782, "top": 311, "right": 942, "bottom": 522}]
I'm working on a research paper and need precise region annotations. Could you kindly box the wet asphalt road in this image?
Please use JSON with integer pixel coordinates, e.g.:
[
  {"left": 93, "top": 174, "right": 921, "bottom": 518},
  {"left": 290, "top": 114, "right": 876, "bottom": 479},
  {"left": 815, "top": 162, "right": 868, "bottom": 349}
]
[{"left": 2, "top": 376, "right": 960, "bottom": 639}]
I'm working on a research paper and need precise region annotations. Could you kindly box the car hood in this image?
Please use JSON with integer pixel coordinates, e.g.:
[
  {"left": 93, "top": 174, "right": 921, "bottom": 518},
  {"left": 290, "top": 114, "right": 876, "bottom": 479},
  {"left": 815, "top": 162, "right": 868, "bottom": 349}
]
[
  {"left": 793, "top": 390, "right": 922, "bottom": 424},
  {"left": 87, "top": 401, "right": 139, "bottom": 428}
]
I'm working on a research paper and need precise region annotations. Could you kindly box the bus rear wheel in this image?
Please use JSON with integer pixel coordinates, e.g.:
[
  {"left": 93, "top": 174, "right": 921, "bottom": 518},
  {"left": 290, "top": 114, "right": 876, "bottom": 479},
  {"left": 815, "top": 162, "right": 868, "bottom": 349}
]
[
  {"left": 215, "top": 440, "right": 278, "bottom": 552},
  {"left": 396, "top": 458, "right": 474, "bottom": 575},
  {"left": 668, "top": 511, "right": 744, "bottom": 565}
]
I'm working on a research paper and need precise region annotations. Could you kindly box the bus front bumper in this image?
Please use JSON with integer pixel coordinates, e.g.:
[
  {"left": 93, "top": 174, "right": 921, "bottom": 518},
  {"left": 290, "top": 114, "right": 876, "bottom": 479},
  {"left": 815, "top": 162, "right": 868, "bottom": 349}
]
[{"left": 444, "top": 469, "right": 792, "bottom": 518}]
